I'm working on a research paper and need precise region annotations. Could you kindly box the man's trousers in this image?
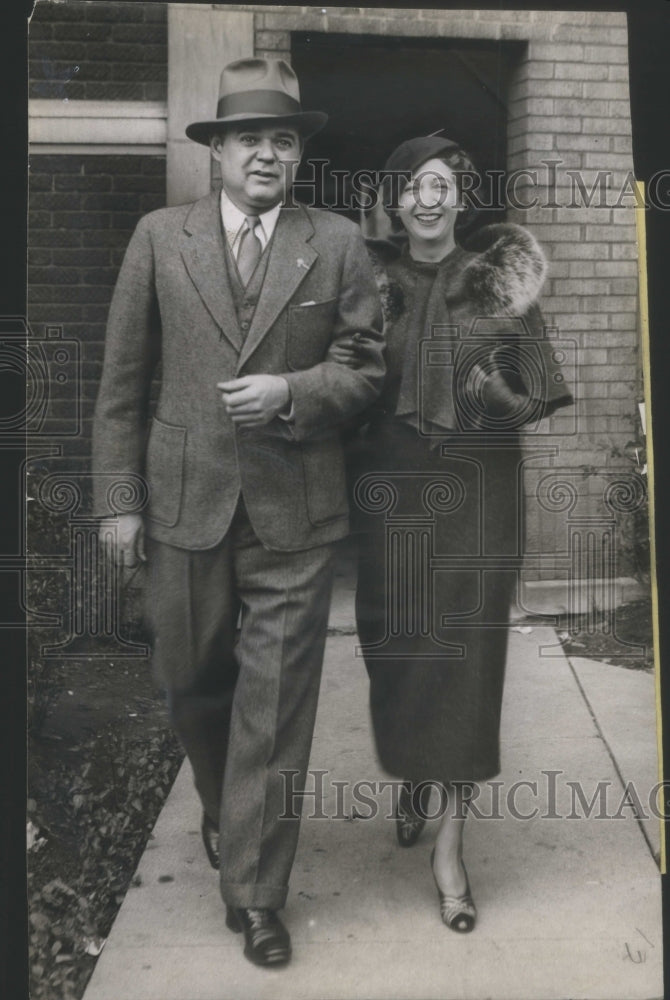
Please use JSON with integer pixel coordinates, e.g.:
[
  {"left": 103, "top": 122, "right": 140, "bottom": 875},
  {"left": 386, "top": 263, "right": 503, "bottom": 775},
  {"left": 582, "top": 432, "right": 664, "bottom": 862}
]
[{"left": 145, "top": 499, "right": 337, "bottom": 910}]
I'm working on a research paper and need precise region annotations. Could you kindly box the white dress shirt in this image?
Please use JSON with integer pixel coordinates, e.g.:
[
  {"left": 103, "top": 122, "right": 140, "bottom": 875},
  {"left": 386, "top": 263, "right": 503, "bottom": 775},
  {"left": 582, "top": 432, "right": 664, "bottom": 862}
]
[{"left": 219, "top": 187, "right": 282, "bottom": 258}]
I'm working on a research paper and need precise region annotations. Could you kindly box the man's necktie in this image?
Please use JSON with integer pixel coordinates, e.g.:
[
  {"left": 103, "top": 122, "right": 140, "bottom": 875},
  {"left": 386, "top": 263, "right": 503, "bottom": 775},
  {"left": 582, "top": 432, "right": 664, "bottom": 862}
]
[{"left": 236, "top": 215, "right": 262, "bottom": 285}]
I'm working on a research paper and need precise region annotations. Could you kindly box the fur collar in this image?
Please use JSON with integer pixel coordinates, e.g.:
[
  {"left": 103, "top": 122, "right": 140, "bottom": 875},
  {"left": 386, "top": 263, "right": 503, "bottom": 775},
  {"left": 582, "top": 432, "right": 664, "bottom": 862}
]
[
  {"left": 454, "top": 223, "right": 547, "bottom": 315},
  {"left": 369, "top": 223, "right": 547, "bottom": 321}
]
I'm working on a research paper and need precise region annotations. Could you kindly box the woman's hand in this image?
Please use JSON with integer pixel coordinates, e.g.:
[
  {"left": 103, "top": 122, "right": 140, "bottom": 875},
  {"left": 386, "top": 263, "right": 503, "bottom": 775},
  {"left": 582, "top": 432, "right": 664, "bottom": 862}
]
[
  {"left": 467, "top": 361, "right": 526, "bottom": 419},
  {"left": 328, "top": 333, "right": 365, "bottom": 369}
]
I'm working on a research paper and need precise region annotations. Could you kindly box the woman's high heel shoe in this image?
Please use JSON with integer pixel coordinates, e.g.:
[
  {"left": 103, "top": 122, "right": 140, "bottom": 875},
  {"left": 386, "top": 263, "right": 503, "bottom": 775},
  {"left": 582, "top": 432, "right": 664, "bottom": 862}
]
[
  {"left": 430, "top": 848, "right": 476, "bottom": 933},
  {"left": 395, "top": 782, "right": 427, "bottom": 847}
]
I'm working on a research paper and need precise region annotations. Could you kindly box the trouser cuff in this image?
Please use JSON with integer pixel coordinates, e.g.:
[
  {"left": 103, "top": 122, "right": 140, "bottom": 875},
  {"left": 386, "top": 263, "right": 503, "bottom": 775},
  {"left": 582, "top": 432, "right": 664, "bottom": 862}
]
[{"left": 220, "top": 879, "right": 288, "bottom": 911}]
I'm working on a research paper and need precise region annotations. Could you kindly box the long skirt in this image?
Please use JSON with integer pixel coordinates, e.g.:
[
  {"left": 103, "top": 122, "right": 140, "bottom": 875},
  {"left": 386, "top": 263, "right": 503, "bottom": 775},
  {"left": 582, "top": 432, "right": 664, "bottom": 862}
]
[{"left": 353, "top": 420, "right": 523, "bottom": 785}]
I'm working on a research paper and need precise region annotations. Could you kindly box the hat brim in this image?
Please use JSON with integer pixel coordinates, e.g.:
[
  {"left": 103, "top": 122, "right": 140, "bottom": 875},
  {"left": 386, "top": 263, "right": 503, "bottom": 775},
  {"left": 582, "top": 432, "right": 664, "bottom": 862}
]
[{"left": 185, "top": 111, "right": 328, "bottom": 145}]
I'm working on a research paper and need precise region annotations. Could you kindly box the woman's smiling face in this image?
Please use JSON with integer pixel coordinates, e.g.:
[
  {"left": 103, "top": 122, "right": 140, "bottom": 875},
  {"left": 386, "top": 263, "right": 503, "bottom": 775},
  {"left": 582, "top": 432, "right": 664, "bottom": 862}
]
[{"left": 396, "top": 157, "right": 463, "bottom": 249}]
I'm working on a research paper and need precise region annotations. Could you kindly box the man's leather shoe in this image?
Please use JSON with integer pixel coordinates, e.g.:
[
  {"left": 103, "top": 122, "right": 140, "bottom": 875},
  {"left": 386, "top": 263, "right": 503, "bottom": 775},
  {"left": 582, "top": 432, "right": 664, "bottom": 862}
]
[
  {"left": 225, "top": 907, "right": 291, "bottom": 967},
  {"left": 201, "top": 813, "right": 220, "bottom": 869}
]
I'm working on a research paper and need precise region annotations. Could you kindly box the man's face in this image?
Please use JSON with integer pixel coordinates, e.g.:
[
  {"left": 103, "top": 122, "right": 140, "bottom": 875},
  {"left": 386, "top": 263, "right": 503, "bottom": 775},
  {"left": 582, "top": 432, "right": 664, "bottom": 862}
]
[{"left": 211, "top": 125, "right": 302, "bottom": 214}]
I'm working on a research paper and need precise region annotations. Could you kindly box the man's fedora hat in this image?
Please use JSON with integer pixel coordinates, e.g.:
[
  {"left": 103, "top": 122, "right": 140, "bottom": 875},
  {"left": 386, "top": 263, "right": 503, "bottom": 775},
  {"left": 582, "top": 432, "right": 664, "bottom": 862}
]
[{"left": 185, "top": 57, "right": 328, "bottom": 145}]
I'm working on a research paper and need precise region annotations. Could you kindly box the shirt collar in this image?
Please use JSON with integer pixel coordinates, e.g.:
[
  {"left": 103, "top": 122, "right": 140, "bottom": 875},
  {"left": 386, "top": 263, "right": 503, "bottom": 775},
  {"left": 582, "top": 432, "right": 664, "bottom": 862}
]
[{"left": 219, "top": 187, "right": 282, "bottom": 250}]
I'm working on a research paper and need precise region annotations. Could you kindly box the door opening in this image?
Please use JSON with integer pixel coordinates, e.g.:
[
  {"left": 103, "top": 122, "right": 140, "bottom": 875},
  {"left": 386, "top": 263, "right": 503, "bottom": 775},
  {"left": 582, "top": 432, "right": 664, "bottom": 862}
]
[{"left": 292, "top": 31, "right": 522, "bottom": 232}]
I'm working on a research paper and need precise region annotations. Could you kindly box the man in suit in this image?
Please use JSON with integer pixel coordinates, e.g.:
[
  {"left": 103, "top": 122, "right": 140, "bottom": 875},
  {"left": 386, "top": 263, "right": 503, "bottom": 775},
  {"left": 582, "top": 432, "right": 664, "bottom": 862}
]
[{"left": 93, "top": 57, "right": 384, "bottom": 968}]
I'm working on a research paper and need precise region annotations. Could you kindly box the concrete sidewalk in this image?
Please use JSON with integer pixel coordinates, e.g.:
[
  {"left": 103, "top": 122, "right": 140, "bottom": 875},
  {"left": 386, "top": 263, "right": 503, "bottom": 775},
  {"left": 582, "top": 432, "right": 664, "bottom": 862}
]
[{"left": 83, "top": 569, "right": 663, "bottom": 1000}]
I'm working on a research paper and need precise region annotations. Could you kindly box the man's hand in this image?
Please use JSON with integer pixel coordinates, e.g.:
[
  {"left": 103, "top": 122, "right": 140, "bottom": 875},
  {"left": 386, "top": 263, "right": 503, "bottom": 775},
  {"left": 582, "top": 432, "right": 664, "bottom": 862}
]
[
  {"left": 218, "top": 375, "right": 290, "bottom": 427},
  {"left": 99, "top": 513, "right": 146, "bottom": 568}
]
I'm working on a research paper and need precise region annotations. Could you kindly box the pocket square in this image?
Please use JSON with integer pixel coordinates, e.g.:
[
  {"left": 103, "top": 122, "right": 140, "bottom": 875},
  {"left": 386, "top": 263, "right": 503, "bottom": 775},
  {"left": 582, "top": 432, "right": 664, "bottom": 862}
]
[{"left": 298, "top": 300, "right": 316, "bottom": 307}]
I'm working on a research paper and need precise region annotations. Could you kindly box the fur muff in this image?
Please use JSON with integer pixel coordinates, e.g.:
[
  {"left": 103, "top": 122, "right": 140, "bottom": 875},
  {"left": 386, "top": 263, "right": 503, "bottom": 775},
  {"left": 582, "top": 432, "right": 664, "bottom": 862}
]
[{"left": 368, "top": 223, "right": 547, "bottom": 323}]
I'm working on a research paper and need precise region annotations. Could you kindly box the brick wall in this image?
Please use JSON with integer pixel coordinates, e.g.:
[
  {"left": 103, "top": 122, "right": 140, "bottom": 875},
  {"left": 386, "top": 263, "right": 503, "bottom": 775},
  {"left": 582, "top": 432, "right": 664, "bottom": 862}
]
[
  {"left": 28, "top": 1, "right": 168, "bottom": 473},
  {"left": 503, "top": 14, "right": 640, "bottom": 576},
  {"left": 30, "top": 0, "right": 167, "bottom": 101},
  {"left": 28, "top": 154, "right": 166, "bottom": 466}
]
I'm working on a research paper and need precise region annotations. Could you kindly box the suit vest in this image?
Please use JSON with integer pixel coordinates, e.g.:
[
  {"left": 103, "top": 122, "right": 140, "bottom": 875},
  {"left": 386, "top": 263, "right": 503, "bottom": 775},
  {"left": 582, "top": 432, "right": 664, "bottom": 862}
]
[{"left": 223, "top": 230, "right": 273, "bottom": 341}]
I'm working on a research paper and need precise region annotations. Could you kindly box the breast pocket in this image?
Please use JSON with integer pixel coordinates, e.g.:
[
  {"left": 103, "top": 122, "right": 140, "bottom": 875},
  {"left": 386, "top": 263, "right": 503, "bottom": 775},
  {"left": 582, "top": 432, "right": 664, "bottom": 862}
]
[
  {"left": 286, "top": 297, "right": 338, "bottom": 370},
  {"left": 145, "top": 416, "right": 186, "bottom": 527}
]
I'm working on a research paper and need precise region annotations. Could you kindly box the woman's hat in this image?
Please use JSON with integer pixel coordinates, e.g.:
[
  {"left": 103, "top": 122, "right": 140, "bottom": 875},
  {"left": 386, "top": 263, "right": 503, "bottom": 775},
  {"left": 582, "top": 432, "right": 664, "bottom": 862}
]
[
  {"left": 381, "top": 134, "right": 464, "bottom": 208},
  {"left": 384, "top": 135, "right": 462, "bottom": 175},
  {"left": 185, "top": 57, "right": 328, "bottom": 145}
]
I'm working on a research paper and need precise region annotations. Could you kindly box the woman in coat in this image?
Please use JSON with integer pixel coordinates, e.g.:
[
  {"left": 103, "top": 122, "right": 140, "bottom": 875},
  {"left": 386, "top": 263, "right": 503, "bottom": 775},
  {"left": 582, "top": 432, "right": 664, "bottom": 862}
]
[{"left": 337, "top": 135, "right": 572, "bottom": 932}]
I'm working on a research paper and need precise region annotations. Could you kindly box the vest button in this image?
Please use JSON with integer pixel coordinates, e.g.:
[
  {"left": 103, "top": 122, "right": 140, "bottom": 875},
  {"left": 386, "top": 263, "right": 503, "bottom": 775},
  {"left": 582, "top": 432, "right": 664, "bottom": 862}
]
[{"left": 241, "top": 320, "right": 250, "bottom": 331}]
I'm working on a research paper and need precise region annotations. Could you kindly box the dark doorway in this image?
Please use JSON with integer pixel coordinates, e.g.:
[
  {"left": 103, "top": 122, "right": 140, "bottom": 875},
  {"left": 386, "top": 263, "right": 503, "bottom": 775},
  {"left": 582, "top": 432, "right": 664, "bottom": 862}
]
[{"left": 292, "top": 31, "right": 522, "bottom": 231}]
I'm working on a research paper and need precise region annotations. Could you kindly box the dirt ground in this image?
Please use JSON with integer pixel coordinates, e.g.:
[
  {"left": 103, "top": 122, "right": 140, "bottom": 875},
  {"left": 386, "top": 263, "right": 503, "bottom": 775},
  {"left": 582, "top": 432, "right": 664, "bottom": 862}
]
[
  {"left": 27, "top": 587, "right": 183, "bottom": 1000},
  {"left": 556, "top": 598, "right": 655, "bottom": 672}
]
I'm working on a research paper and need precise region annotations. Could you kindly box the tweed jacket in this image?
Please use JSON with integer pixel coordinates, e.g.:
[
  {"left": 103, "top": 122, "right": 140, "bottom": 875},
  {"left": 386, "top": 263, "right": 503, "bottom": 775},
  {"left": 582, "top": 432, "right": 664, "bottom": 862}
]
[{"left": 92, "top": 192, "right": 385, "bottom": 551}]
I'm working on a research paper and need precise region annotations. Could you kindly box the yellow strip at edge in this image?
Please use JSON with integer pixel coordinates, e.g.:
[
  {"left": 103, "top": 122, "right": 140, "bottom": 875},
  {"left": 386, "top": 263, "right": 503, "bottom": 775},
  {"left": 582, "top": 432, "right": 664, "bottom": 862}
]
[{"left": 635, "top": 181, "right": 664, "bottom": 873}]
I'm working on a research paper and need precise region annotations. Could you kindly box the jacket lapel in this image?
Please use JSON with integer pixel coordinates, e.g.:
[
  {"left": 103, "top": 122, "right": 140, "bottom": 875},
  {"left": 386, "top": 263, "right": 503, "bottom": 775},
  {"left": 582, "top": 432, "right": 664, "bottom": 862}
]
[
  {"left": 179, "top": 191, "right": 243, "bottom": 353},
  {"left": 236, "top": 205, "right": 317, "bottom": 371}
]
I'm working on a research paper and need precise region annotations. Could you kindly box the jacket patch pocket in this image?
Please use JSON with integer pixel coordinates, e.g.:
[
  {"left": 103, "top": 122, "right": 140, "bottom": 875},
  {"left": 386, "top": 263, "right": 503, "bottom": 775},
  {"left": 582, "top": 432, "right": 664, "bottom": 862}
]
[
  {"left": 145, "top": 417, "right": 186, "bottom": 527},
  {"left": 287, "top": 297, "right": 338, "bottom": 371},
  {"left": 301, "top": 434, "right": 349, "bottom": 526}
]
